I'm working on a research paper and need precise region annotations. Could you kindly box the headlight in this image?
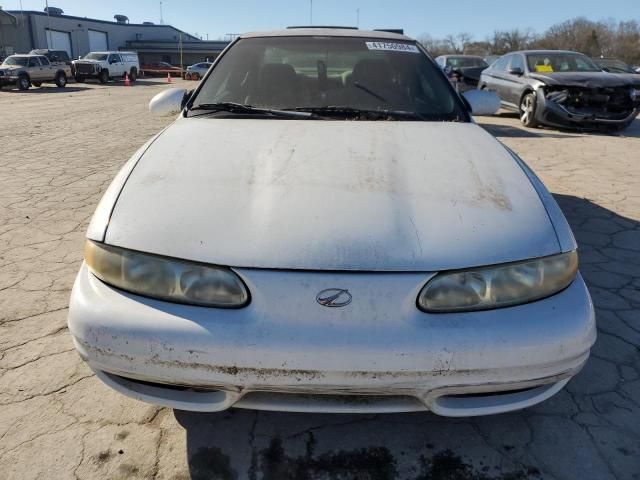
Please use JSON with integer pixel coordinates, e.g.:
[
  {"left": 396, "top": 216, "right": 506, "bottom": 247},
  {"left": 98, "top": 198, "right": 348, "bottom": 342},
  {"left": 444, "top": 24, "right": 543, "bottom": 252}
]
[
  {"left": 84, "top": 240, "right": 249, "bottom": 308},
  {"left": 418, "top": 251, "right": 578, "bottom": 313}
]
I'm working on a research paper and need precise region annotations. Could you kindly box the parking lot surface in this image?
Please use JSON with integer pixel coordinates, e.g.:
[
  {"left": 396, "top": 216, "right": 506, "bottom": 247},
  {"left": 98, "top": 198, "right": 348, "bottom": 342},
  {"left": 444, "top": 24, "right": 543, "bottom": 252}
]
[{"left": 1, "top": 79, "right": 639, "bottom": 480}]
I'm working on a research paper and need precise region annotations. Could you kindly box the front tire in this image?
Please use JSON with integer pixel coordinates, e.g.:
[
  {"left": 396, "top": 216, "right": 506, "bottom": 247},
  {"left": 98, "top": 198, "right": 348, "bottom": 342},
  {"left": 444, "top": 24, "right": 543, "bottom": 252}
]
[
  {"left": 18, "top": 75, "right": 30, "bottom": 91},
  {"left": 520, "top": 93, "right": 539, "bottom": 128},
  {"left": 192, "top": 72, "right": 200, "bottom": 81},
  {"left": 129, "top": 68, "right": 137, "bottom": 82},
  {"left": 99, "top": 69, "right": 109, "bottom": 84},
  {"left": 55, "top": 72, "right": 67, "bottom": 88}
]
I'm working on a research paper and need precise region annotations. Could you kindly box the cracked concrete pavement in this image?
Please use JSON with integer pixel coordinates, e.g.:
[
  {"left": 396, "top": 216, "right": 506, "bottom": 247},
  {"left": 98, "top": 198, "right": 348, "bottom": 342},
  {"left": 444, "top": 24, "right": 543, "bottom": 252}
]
[{"left": 0, "top": 79, "right": 639, "bottom": 479}]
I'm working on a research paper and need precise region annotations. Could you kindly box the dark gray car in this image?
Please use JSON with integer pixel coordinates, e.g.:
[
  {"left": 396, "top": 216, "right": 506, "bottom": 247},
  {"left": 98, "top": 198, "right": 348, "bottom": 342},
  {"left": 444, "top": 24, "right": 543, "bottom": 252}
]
[{"left": 479, "top": 50, "right": 640, "bottom": 131}]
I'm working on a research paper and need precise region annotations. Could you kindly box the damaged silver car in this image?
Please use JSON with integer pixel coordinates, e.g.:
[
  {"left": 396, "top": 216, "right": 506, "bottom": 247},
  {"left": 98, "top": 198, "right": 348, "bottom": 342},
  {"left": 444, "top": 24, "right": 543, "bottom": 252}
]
[{"left": 479, "top": 49, "right": 640, "bottom": 131}]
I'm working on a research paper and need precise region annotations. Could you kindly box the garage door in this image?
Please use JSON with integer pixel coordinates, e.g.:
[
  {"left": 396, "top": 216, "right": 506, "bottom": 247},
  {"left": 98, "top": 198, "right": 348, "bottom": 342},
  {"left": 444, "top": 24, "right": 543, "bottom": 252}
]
[
  {"left": 46, "top": 30, "right": 71, "bottom": 56},
  {"left": 88, "top": 30, "right": 108, "bottom": 52}
]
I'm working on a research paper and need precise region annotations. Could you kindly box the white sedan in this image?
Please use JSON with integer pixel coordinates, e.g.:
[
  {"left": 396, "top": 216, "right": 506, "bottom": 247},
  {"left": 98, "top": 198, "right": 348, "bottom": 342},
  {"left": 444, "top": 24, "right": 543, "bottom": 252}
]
[
  {"left": 184, "top": 61, "right": 212, "bottom": 80},
  {"left": 69, "top": 28, "right": 595, "bottom": 416}
]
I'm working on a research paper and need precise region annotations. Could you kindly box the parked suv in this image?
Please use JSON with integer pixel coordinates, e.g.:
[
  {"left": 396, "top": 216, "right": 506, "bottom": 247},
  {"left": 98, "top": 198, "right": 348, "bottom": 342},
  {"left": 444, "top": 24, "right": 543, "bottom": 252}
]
[
  {"left": 72, "top": 51, "right": 139, "bottom": 84},
  {"left": 29, "top": 49, "right": 72, "bottom": 67},
  {"left": 0, "top": 54, "right": 69, "bottom": 90}
]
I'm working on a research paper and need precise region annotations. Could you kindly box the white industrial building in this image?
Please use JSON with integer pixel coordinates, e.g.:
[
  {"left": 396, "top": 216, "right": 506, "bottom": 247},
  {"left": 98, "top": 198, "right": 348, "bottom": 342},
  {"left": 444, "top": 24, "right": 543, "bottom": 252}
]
[{"left": 0, "top": 7, "right": 228, "bottom": 64}]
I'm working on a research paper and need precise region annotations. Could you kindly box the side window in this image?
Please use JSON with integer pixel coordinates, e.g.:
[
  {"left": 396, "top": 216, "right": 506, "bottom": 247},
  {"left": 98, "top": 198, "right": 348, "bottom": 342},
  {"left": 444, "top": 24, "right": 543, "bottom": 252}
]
[
  {"left": 39, "top": 56, "right": 50, "bottom": 66},
  {"left": 509, "top": 55, "right": 524, "bottom": 72},
  {"left": 28, "top": 57, "right": 40, "bottom": 67},
  {"left": 492, "top": 55, "right": 511, "bottom": 72}
]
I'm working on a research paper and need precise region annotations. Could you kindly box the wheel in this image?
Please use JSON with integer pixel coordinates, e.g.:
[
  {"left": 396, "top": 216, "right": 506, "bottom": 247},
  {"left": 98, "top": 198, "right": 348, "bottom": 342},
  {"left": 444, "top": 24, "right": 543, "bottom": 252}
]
[
  {"left": 31, "top": 81, "right": 42, "bottom": 87},
  {"left": 519, "top": 92, "right": 539, "bottom": 128},
  {"left": 99, "top": 69, "right": 109, "bottom": 84},
  {"left": 185, "top": 73, "right": 192, "bottom": 80},
  {"left": 129, "top": 68, "right": 137, "bottom": 82},
  {"left": 55, "top": 72, "right": 67, "bottom": 88},
  {"left": 192, "top": 72, "right": 200, "bottom": 81},
  {"left": 18, "top": 75, "right": 30, "bottom": 90},
  {"left": 75, "top": 75, "right": 85, "bottom": 83}
]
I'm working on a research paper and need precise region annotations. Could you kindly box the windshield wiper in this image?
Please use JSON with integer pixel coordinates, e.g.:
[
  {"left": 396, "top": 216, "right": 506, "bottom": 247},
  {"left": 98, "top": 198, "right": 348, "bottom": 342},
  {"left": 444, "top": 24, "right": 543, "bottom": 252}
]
[
  {"left": 188, "top": 102, "right": 312, "bottom": 118},
  {"left": 353, "top": 81, "right": 388, "bottom": 103},
  {"left": 289, "top": 106, "right": 427, "bottom": 121}
]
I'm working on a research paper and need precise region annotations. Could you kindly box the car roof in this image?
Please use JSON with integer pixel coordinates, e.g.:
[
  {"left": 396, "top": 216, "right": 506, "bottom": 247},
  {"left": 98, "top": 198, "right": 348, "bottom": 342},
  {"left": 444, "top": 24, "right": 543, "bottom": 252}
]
[
  {"left": 511, "top": 50, "right": 584, "bottom": 55},
  {"left": 439, "top": 54, "right": 484, "bottom": 58},
  {"left": 240, "top": 28, "right": 412, "bottom": 41},
  {"left": 88, "top": 51, "right": 137, "bottom": 55}
]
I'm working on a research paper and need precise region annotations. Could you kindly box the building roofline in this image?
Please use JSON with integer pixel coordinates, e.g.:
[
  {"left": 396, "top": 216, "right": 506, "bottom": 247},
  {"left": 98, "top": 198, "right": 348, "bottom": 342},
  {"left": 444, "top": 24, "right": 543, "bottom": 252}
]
[
  {"left": 0, "top": 9, "right": 18, "bottom": 24},
  {"left": 6, "top": 10, "right": 198, "bottom": 38}
]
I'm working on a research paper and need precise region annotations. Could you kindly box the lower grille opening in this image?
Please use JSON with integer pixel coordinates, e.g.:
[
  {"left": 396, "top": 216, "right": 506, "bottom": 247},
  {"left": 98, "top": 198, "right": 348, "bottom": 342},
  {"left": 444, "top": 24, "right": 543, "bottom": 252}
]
[
  {"left": 235, "top": 391, "right": 426, "bottom": 413},
  {"left": 447, "top": 386, "right": 536, "bottom": 399},
  {"left": 112, "top": 373, "right": 222, "bottom": 394}
]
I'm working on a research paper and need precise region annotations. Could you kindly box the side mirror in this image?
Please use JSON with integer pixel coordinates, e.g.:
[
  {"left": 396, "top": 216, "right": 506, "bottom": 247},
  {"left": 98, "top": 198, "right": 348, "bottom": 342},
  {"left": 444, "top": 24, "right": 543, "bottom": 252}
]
[
  {"left": 508, "top": 67, "right": 524, "bottom": 76},
  {"left": 462, "top": 89, "right": 501, "bottom": 116},
  {"left": 149, "top": 88, "right": 188, "bottom": 116}
]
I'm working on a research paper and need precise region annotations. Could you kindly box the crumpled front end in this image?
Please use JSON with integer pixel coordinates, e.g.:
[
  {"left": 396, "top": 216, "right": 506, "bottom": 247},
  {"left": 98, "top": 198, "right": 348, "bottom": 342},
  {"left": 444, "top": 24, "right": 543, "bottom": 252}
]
[{"left": 537, "top": 84, "right": 640, "bottom": 129}]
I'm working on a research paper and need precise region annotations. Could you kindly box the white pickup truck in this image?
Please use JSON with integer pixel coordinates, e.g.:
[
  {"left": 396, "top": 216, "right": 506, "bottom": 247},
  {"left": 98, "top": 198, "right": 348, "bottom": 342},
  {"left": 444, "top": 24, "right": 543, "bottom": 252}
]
[{"left": 72, "top": 51, "right": 140, "bottom": 84}]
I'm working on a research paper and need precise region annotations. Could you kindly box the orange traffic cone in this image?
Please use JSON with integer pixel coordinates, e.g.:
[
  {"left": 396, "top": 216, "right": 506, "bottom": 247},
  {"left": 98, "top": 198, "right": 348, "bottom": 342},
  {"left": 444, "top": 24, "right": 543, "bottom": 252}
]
[
  {"left": 167, "top": 72, "right": 172, "bottom": 84},
  {"left": 124, "top": 73, "right": 130, "bottom": 86}
]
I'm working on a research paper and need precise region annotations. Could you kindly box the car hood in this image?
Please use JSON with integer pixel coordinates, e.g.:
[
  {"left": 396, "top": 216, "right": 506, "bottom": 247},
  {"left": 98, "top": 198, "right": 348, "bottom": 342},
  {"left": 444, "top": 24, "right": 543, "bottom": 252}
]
[
  {"left": 529, "top": 71, "right": 639, "bottom": 88},
  {"left": 105, "top": 119, "right": 560, "bottom": 271}
]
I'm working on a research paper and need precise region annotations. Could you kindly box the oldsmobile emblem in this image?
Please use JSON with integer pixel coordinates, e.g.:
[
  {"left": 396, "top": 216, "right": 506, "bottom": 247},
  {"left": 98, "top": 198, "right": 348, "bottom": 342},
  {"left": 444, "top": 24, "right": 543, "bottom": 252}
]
[{"left": 316, "top": 288, "right": 352, "bottom": 307}]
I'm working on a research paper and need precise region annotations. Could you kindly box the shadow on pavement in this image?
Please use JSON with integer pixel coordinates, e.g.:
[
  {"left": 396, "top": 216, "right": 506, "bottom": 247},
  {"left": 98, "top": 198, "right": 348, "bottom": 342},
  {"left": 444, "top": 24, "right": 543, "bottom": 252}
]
[
  {"left": 173, "top": 194, "right": 639, "bottom": 480},
  {"left": 485, "top": 112, "right": 640, "bottom": 139},
  {"left": 480, "top": 122, "right": 580, "bottom": 139},
  {"left": 0, "top": 86, "right": 88, "bottom": 94}
]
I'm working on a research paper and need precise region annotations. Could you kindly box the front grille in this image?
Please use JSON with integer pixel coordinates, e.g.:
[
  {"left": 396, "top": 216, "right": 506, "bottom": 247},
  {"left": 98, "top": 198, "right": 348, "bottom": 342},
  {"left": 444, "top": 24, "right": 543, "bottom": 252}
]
[{"left": 75, "top": 63, "right": 96, "bottom": 74}]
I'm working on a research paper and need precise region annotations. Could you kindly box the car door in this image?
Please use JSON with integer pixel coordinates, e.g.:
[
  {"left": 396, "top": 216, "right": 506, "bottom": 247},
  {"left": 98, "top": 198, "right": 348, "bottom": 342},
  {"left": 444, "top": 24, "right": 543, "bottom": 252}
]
[
  {"left": 38, "top": 56, "right": 54, "bottom": 80},
  {"left": 27, "top": 57, "right": 43, "bottom": 80},
  {"left": 482, "top": 55, "right": 512, "bottom": 105},
  {"left": 502, "top": 54, "right": 526, "bottom": 106},
  {"left": 108, "top": 54, "right": 124, "bottom": 75}
]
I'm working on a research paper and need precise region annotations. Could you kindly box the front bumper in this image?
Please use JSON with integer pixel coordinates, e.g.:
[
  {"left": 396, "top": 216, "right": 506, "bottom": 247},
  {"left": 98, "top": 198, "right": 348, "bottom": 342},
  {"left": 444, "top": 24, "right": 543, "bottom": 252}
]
[
  {"left": 536, "top": 88, "right": 640, "bottom": 129},
  {"left": 0, "top": 74, "right": 17, "bottom": 86},
  {"left": 69, "top": 263, "right": 596, "bottom": 416}
]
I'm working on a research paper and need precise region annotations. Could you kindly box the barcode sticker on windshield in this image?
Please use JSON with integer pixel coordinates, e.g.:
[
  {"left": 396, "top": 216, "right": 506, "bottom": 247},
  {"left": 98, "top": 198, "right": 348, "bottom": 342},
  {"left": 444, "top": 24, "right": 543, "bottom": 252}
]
[{"left": 365, "top": 42, "right": 420, "bottom": 53}]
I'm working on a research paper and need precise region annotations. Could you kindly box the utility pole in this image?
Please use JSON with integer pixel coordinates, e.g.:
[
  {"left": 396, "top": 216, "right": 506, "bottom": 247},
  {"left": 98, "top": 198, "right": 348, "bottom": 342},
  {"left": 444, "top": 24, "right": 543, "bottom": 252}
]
[
  {"left": 159, "top": 1, "right": 164, "bottom": 25},
  {"left": 309, "top": 0, "right": 313, "bottom": 25},
  {"left": 179, "top": 33, "right": 183, "bottom": 75},
  {"left": 356, "top": 8, "right": 360, "bottom": 28},
  {"left": 45, "top": 0, "right": 51, "bottom": 47}
]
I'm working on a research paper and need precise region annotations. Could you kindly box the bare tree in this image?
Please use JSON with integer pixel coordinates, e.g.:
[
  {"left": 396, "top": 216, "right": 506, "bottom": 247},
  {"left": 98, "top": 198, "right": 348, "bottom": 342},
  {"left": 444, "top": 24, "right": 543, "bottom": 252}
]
[{"left": 419, "top": 17, "right": 640, "bottom": 65}]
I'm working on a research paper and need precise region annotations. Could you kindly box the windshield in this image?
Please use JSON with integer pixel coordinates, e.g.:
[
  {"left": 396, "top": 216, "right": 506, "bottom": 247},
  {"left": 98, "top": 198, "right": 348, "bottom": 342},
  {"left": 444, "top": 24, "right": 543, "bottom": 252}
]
[
  {"left": 526, "top": 53, "right": 601, "bottom": 73},
  {"left": 446, "top": 57, "right": 488, "bottom": 68},
  {"left": 191, "top": 36, "right": 466, "bottom": 121},
  {"left": 3, "top": 57, "right": 28, "bottom": 66},
  {"left": 84, "top": 53, "right": 108, "bottom": 61}
]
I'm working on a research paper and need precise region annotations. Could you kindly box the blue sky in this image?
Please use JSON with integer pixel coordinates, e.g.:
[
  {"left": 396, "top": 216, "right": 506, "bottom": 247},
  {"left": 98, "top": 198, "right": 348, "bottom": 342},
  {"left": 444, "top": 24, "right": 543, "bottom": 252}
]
[{"left": 11, "top": 1, "right": 639, "bottom": 40}]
